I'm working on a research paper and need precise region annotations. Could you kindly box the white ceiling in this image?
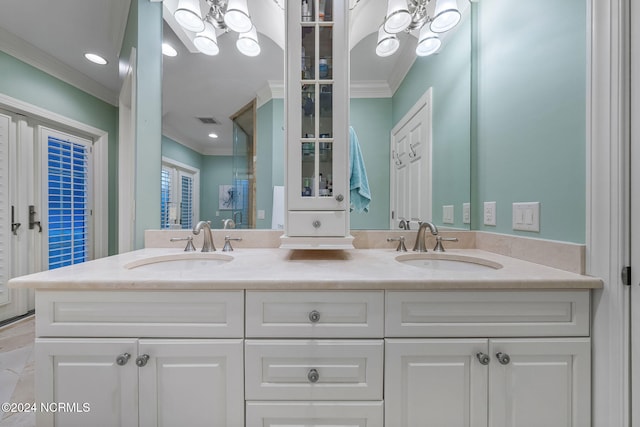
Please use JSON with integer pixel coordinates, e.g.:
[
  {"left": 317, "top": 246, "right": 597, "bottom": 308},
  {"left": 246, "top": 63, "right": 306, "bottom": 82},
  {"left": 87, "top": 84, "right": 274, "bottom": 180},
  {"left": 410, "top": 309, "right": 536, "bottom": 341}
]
[{"left": 0, "top": 0, "right": 468, "bottom": 155}]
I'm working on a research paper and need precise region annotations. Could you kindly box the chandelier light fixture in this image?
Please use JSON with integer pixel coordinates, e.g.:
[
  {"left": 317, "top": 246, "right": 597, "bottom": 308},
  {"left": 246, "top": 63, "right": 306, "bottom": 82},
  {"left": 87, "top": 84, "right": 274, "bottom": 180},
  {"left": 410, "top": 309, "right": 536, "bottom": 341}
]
[
  {"left": 174, "top": 0, "right": 260, "bottom": 57},
  {"left": 377, "top": 0, "right": 462, "bottom": 57}
]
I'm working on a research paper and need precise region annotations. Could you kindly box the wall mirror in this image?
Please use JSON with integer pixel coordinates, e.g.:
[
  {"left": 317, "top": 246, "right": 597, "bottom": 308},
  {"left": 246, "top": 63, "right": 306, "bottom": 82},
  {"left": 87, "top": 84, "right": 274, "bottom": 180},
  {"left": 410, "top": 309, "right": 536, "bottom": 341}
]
[{"left": 160, "top": 0, "right": 471, "bottom": 231}]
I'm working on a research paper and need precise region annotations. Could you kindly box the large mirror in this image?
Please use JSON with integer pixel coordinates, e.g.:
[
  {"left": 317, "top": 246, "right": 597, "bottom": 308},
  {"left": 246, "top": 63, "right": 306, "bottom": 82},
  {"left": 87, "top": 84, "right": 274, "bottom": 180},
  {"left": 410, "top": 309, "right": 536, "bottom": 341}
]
[{"left": 160, "top": 0, "right": 471, "bottom": 231}]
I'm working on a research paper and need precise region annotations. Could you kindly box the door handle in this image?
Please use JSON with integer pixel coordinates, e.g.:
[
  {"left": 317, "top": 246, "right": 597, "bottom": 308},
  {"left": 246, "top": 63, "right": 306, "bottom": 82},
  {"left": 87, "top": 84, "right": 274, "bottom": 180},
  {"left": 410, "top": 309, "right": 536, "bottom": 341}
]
[
  {"left": 11, "top": 206, "right": 21, "bottom": 235},
  {"left": 29, "top": 205, "right": 42, "bottom": 232}
]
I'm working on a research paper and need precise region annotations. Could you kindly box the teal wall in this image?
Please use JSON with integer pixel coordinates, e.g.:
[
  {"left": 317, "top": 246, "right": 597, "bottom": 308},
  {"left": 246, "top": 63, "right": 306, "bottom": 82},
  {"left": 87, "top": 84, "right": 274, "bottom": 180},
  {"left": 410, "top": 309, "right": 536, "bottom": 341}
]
[
  {"left": 0, "top": 51, "right": 119, "bottom": 254},
  {"left": 121, "top": 0, "right": 163, "bottom": 248},
  {"left": 201, "top": 156, "right": 234, "bottom": 225},
  {"left": 161, "top": 135, "right": 203, "bottom": 171},
  {"left": 472, "top": 0, "right": 587, "bottom": 243},
  {"left": 349, "top": 98, "right": 392, "bottom": 229},
  {"left": 392, "top": 15, "right": 472, "bottom": 230}
]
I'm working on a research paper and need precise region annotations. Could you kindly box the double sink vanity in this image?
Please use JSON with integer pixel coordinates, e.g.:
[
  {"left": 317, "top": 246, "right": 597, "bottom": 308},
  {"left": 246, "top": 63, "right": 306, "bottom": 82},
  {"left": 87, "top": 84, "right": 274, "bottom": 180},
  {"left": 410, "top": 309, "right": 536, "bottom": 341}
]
[{"left": 9, "top": 230, "right": 601, "bottom": 427}]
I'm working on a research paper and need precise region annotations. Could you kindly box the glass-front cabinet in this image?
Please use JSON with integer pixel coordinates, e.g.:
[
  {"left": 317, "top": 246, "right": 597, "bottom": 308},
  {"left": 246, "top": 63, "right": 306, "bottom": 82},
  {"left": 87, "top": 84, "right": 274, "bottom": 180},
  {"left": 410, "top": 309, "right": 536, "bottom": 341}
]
[{"left": 282, "top": 0, "right": 352, "bottom": 248}]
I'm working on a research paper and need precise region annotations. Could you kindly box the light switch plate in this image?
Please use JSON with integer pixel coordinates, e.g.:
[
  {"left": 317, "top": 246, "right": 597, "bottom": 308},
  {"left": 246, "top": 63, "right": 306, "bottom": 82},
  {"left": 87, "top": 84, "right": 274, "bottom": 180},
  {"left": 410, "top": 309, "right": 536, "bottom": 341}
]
[
  {"left": 443, "top": 205, "right": 454, "bottom": 224},
  {"left": 484, "top": 201, "right": 496, "bottom": 226},
  {"left": 463, "top": 203, "right": 471, "bottom": 224},
  {"left": 257, "top": 210, "right": 265, "bottom": 220},
  {"left": 512, "top": 202, "right": 540, "bottom": 232}
]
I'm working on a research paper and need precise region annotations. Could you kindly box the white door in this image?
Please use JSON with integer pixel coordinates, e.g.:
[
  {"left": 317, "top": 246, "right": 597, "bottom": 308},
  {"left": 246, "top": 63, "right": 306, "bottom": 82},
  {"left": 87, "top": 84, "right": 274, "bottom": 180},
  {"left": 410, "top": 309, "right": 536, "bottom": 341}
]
[
  {"left": 138, "top": 339, "right": 244, "bottom": 427},
  {"left": 35, "top": 338, "right": 139, "bottom": 427},
  {"left": 488, "top": 338, "right": 591, "bottom": 427},
  {"left": 385, "top": 338, "right": 488, "bottom": 427},
  {"left": 390, "top": 89, "right": 432, "bottom": 229}
]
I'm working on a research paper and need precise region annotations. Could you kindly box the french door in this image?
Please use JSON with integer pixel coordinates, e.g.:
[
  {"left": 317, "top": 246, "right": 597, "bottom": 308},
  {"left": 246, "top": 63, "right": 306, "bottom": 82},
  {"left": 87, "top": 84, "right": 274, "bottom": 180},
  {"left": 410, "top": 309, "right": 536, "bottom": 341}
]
[{"left": 0, "top": 109, "right": 94, "bottom": 322}]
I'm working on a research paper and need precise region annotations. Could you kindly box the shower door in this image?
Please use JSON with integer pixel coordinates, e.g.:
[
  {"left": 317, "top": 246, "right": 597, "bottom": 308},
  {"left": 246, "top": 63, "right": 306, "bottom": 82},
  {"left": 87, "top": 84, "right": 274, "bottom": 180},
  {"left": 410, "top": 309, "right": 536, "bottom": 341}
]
[{"left": 231, "top": 101, "right": 256, "bottom": 229}]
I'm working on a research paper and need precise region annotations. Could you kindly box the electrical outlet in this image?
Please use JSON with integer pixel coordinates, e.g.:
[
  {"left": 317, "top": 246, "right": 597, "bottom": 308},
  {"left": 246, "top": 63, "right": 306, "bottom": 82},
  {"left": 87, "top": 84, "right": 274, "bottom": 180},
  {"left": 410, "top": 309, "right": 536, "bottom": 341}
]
[
  {"left": 484, "top": 201, "right": 496, "bottom": 226},
  {"left": 512, "top": 202, "right": 540, "bottom": 232},
  {"left": 443, "top": 205, "right": 454, "bottom": 224},
  {"left": 463, "top": 203, "right": 470, "bottom": 224}
]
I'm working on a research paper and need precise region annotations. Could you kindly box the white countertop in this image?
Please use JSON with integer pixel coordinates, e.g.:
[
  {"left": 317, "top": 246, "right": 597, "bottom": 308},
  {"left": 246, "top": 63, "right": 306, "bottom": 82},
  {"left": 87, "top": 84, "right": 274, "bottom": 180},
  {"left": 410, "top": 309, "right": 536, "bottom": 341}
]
[{"left": 8, "top": 248, "right": 602, "bottom": 290}]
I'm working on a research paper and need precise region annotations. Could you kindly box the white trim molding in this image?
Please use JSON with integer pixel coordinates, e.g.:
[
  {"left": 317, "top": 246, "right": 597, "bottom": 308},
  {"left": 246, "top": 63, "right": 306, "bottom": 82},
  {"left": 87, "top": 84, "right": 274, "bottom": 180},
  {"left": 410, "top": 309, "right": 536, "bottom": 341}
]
[{"left": 587, "top": 0, "right": 631, "bottom": 426}]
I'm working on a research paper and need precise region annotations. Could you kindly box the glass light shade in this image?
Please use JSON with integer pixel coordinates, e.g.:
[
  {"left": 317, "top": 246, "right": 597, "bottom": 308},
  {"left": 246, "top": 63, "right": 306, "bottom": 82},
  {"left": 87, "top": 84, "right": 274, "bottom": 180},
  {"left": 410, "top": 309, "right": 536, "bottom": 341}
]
[
  {"left": 194, "top": 21, "right": 219, "bottom": 55},
  {"left": 162, "top": 43, "right": 178, "bottom": 57},
  {"left": 84, "top": 53, "right": 108, "bottom": 65},
  {"left": 236, "top": 26, "right": 261, "bottom": 57},
  {"left": 376, "top": 26, "right": 399, "bottom": 57},
  {"left": 383, "top": 0, "right": 411, "bottom": 34},
  {"left": 430, "top": 0, "right": 461, "bottom": 33},
  {"left": 174, "top": 0, "right": 205, "bottom": 33},
  {"left": 224, "top": 0, "right": 253, "bottom": 33},
  {"left": 416, "top": 26, "right": 441, "bottom": 56}
]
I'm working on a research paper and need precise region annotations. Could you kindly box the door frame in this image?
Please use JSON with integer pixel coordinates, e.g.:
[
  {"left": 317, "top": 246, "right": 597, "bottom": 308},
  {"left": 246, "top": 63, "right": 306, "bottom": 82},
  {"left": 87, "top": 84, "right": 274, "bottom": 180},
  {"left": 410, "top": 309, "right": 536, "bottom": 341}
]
[
  {"left": 0, "top": 93, "right": 109, "bottom": 259},
  {"left": 587, "top": 0, "right": 631, "bottom": 425},
  {"left": 389, "top": 88, "right": 433, "bottom": 229}
]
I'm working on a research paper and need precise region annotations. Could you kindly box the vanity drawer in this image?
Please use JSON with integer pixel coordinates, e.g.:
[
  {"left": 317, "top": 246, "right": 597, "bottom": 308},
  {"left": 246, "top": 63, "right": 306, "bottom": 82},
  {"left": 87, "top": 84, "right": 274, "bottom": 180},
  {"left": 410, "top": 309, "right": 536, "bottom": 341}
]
[
  {"left": 245, "top": 340, "right": 384, "bottom": 400},
  {"left": 246, "top": 291, "right": 384, "bottom": 338},
  {"left": 385, "top": 290, "right": 590, "bottom": 337},
  {"left": 287, "top": 210, "right": 346, "bottom": 236},
  {"left": 36, "top": 290, "right": 244, "bottom": 338},
  {"left": 246, "top": 401, "right": 384, "bottom": 427}
]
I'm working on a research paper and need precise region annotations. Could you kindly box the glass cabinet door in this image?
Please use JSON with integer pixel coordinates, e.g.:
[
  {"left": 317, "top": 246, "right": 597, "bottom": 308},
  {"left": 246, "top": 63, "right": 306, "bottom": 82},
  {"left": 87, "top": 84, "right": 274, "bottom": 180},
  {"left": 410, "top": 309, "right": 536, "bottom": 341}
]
[{"left": 287, "top": 0, "right": 347, "bottom": 211}]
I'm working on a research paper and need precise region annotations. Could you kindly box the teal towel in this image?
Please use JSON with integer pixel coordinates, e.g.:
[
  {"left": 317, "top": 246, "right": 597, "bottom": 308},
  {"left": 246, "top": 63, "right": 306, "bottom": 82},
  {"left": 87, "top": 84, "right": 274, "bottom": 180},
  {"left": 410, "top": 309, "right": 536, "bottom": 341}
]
[{"left": 349, "top": 126, "right": 371, "bottom": 213}]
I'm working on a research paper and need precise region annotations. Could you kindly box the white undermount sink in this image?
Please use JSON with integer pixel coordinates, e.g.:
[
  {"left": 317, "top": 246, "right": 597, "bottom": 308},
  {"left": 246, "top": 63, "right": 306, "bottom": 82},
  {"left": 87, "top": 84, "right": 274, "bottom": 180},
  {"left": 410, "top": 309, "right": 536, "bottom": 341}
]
[
  {"left": 395, "top": 253, "right": 503, "bottom": 272},
  {"left": 124, "top": 253, "right": 233, "bottom": 272}
]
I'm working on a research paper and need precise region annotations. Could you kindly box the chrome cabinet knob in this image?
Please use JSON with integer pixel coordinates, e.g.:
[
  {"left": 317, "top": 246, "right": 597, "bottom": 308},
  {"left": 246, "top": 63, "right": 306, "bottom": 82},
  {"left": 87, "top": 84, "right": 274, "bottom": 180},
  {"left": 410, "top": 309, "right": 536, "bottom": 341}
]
[
  {"left": 476, "top": 352, "right": 490, "bottom": 365},
  {"left": 496, "top": 352, "right": 511, "bottom": 365},
  {"left": 335, "top": 194, "right": 344, "bottom": 202},
  {"left": 308, "top": 310, "right": 321, "bottom": 323},
  {"left": 116, "top": 353, "right": 131, "bottom": 366},
  {"left": 312, "top": 220, "right": 321, "bottom": 229},
  {"left": 136, "top": 354, "right": 150, "bottom": 367},
  {"left": 307, "top": 368, "right": 320, "bottom": 383}
]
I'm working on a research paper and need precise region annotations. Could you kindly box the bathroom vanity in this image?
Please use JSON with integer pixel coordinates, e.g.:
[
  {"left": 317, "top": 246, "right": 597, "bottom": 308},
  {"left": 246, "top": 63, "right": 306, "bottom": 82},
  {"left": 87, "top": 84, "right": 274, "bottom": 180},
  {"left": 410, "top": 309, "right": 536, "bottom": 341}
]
[{"left": 9, "top": 242, "right": 600, "bottom": 427}]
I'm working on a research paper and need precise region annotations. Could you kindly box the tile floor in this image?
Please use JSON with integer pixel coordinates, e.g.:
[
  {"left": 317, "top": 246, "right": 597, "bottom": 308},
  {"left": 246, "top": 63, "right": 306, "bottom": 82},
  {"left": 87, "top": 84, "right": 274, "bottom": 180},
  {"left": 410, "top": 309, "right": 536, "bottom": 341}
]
[{"left": 0, "top": 316, "right": 35, "bottom": 427}]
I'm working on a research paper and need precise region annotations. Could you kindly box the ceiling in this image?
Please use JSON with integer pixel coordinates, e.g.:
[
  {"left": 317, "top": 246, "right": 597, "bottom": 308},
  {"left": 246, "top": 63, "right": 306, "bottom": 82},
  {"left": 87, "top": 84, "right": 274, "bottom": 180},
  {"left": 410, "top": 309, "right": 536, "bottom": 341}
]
[{"left": 0, "top": 0, "right": 466, "bottom": 155}]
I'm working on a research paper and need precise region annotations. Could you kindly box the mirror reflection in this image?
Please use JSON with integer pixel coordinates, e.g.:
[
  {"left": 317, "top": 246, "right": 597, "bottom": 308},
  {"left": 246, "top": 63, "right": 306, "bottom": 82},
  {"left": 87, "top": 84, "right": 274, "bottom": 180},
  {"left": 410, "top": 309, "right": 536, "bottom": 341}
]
[{"left": 161, "top": 0, "right": 471, "bottom": 231}]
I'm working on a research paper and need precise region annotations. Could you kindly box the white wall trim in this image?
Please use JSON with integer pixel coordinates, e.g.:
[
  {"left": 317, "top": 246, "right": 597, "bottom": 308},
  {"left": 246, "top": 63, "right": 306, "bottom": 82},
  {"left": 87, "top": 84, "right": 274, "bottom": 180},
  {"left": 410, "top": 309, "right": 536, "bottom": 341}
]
[
  {"left": 119, "top": 47, "right": 137, "bottom": 254},
  {"left": 256, "top": 81, "right": 285, "bottom": 109},
  {"left": 587, "top": 0, "right": 631, "bottom": 426},
  {"left": 0, "top": 93, "right": 110, "bottom": 260},
  {"left": 350, "top": 80, "right": 393, "bottom": 98},
  {"left": 0, "top": 27, "right": 118, "bottom": 106}
]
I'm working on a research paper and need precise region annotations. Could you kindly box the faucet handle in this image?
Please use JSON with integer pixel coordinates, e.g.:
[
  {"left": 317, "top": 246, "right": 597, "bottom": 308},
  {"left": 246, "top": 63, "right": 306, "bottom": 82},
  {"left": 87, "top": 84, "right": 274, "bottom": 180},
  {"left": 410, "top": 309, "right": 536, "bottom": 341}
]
[
  {"left": 433, "top": 236, "right": 459, "bottom": 252},
  {"left": 387, "top": 236, "right": 407, "bottom": 252},
  {"left": 223, "top": 236, "right": 242, "bottom": 252},
  {"left": 170, "top": 236, "right": 196, "bottom": 252}
]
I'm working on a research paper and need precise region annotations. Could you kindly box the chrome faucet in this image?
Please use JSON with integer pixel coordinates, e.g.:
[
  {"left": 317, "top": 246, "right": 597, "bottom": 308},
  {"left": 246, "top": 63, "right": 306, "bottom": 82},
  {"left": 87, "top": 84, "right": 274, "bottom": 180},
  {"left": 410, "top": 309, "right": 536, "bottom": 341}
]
[
  {"left": 222, "top": 218, "right": 236, "bottom": 229},
  {"left": 233, "top": 211, "right": 243, "bottom": 227},
  {"left": 192, "top": 220, "right": 216, "bottom": 252},
  {"left": 398, "top": 218, "right": 410, "bottom": 230},
  {"left": 413, "top": 221, "right": 439, "bottom": 252}
]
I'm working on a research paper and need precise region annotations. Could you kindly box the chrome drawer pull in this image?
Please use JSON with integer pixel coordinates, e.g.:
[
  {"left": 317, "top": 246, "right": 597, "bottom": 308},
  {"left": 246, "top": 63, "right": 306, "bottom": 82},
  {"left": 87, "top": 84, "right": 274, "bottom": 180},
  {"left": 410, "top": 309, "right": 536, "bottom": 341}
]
[
  {"left": 312, "top": 220, "right": 321, "bottom": 228},
  {"left": 136, "top": 354, "right": 150, "bottom": 367},
  {"left": 476, "top": 352, "right": 490, "bottom": 365},
  {"left": 307, "top": 368, "right": 319, "bottom": 383},
  {"left": 116, "top": 353, "right": 131, "bottom": 366},
  {"left": 308, "top": 310, "right": 321, "bottom": 323},
  {"left": 496, "top": 352, "right": 511, "bottom": 365}
]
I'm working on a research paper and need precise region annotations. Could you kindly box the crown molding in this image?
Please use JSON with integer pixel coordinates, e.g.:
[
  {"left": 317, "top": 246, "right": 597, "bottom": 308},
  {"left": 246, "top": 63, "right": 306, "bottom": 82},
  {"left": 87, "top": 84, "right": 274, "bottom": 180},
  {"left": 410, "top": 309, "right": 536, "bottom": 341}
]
[
  {"left": 257, "top": 80, "right": 285, "bottom": 108},
  {"left": 350, "top": 80, "right": 393, "bottom": 98},
  {"left": 0, "top": 27, "right": 118, "bottom": 106}
]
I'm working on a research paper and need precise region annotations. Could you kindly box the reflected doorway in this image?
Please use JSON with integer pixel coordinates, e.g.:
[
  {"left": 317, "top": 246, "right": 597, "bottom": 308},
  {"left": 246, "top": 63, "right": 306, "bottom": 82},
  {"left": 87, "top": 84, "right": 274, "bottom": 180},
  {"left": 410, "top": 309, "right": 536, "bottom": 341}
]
[{"left": 231, "top": 100, "right": 256, "bottom": 229}]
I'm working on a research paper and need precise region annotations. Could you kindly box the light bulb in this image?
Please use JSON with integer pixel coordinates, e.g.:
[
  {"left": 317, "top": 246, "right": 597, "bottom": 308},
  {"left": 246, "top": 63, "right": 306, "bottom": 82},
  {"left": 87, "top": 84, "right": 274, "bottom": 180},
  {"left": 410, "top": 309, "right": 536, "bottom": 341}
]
[
  {"left": 237, "top": 26, "right": 261, "bottom": 57},
  {"left": 376, "top": 26, "right": 399, "bottom": 57},
  {"left": 416, "top": 26, "right": 441, "bottom": 56},
  {"left": 383, "top": 0, "right": 411, "bottom": 34},
  {"left": 224, "top": 0, "right": 253, "bottom": 33},
  {"left": 194, "top": 21, "right": 219, "bottom": 55},
  {"left": 174, "top": 0, "right": 205, "bottom": 33},
  {"left": 430, "top": 0, "right": 461, "bottom": 33}
]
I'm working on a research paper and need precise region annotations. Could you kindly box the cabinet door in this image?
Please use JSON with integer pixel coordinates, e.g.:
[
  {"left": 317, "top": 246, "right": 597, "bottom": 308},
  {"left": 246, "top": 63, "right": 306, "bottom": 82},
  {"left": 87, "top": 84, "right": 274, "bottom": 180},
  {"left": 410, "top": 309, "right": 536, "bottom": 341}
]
[
  {"left": 385, "top": 339, "right": 489, "bottom": 427},
  {"left": 489, "top": 338, "right": 591, "bottom": 427},
  {"left": 138, "top": 339, "right": 244, "bottom": 427},
  {"left": 35, "top": 338, "right": 138, "bottom": 427}
]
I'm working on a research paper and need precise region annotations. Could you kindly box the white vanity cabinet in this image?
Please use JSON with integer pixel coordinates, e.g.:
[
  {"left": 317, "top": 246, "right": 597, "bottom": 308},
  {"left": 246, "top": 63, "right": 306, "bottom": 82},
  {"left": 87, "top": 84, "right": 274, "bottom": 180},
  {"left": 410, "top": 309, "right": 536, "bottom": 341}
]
[
  {"left": 282, "top": 0, "right": 353, "bottom": 248},
  {"left": 384, "top": 291, "right": 591, "bottom": 427},
  {"left": 34, "top": 291, "right": 245, "bottom": 427}
]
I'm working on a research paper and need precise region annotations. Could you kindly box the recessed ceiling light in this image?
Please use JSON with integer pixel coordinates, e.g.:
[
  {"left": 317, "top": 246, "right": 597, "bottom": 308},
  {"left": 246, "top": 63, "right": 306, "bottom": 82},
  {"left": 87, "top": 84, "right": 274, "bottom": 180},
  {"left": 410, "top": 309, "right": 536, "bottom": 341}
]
[
  {"left": 162, "top": 43, "right": 178, "bottom": 57},
  {"left": 208, "top": 133, "right": 218, "bottom": 139},
  {"left": 84, "top": 53, "right": 108, "bottom": 65}
]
